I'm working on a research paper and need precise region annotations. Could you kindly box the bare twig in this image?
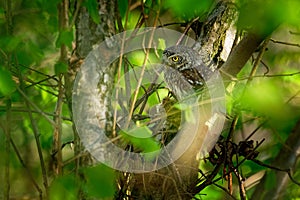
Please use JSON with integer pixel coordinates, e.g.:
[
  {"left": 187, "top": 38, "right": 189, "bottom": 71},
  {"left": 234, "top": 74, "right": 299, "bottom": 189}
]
[
  {"left": 17, "top": 87, "right": 56, "bottom": 126},
  {"left": 4, "top": 100, "right": 11, "bottom": 200},
  {"left": 176, "top": 17, "right": 199, "bottom": 46},
  {"left": 237, "top": 71, "right": 300, "bottom": 81},
  {"left": 252, "top": 159, "right": 300, "bottom": 186},
  {"left": 69, "top": 0, "right": 83, "bottom": 29},
  {"left": 51, "top": 75, "right": 64, "bottom": 176},
  {"left": 17, "top": 62, "right": 50, "bottom": 195},
  {"left": 51, "top": 0, "right": 69, "bottom": 176},
  {"left": 289, "top": 31, "right": 300, "bottom": 35},
  {"left": 0, "top": 107, "right": 71, "bottom": 121},
  {"left": 251, "top": 119, "right": 300, "bottom": 199},
  {"left": 233, "top": 169, "right": 247, "bottom": 200},
  {"left": 198, "top": 169, "right": 237, "bottom": 200},
  {"left": 270, "top": 38, "right": 300, "bottom": 48},
  {"left": 21, "top": 90, "right": 49, "bottom": 194},
  {"left": 246, "top": 38, "right": 269, "bottom": 83},
  {"left": 18, "top": 64, "right": 59, "bottom": 82},
  {"left": 4, "top": 0, "right": 13, "bottom": 197},
  {"left": 125, "top": 10, "right": 160, "bottom": 128}
]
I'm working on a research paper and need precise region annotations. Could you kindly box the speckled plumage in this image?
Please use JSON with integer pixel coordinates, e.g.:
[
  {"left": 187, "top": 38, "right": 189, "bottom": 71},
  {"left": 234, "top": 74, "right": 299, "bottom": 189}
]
[{"left": 162, "top": 46, "right": 212, "bottom": 99}]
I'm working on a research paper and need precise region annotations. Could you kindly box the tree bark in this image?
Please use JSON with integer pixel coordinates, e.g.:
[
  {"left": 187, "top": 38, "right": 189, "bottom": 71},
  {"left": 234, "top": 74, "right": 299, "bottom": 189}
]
[
  {"left": 72, "top": 0, "right": 286, "bottom": 199},
  {"left": 129, "top": 1, "right": 238, "bottom": 199},
  {"left": 71, "top": 0, "right": 118, "bottom": 183}
]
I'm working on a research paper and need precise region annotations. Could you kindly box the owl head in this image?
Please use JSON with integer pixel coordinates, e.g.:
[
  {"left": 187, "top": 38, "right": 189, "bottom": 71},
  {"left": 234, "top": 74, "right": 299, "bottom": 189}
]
[{"left": 162, "top": 45, "right": 197, "bottom": 71}]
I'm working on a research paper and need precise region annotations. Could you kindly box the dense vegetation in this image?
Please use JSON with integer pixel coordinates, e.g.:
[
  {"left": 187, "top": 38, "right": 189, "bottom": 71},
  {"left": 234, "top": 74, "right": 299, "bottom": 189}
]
[{"left": 0, "top": 0, "right": 300, "bottom": 199}]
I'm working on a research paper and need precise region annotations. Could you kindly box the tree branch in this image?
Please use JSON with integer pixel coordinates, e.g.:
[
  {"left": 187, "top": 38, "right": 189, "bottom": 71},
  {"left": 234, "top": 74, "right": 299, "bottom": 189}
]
[
  {"left": 221, "top": 33, "right": 265, "bottom": 80},
  {"left": 251, "top": 119, "right": 300, "bottom": 200}
]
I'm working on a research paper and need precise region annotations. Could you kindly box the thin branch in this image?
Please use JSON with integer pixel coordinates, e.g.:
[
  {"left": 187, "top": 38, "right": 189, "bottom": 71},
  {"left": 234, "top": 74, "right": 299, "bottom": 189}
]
[
  {"left": 260, "top": 60, "right": 270, "bottom": 75},
  {"left": 51, "top": 75, "right": 64, "bottom": 176},
  {"left": 4, "top": 1, "right": 13, "bottom": 198},
  {"left": 16, "top": 64, "right": 59, "bottom": 82},
  {"left": 17, "top": 66, "right": 49, "bottom": 193},
  {"left": 176, "top": 17, "right": 199, "bottom": 46},
  {"left": 63, "top": 151, "right": 90, "bottom": 166},
  {"left": 250, "top": 118, "right": 300, "bottom": 199},
  {"left": 252, "top": 159, "right": 300, "bottom": 186},
  {"left": 0, "top": 107, "right": 72, "bottom": 121},
  {"left": 16, "top": 87, "right": 56, "bottom": 126},
  {"left": 51, "top": 141, "right": 74, "bottom": 157},
  {"left": 198, "top": 169, "right": 237, "bottom": 200},
  {"left": 233, "top": 168, "right": 246, "bottom": 200},
  {"left": 25, "top": 76, "right": 58, "bottom": 88},
  {"left": 4, "top": 100, "right": 11, "bottom": 200},
  {"left": 22, "top": 93, "right": 49, "bottom": 193},
  {"left": 270, "top": 38, "right": 300, "bottom": 48},
  {"left": 245, "top": 122, "right": 266, "bottom": 141},
  {"left": 158, "top": 22, "right": 187, "bottom": 28},
  {"left": 289, "top": 31, "right": 300, "bottom": 35},
  {"left": 246, "top": 38, "right": 269, "bottom": 83},
  {"left": 51, "top": 0, "right": 69, "bottom": 176},
  {"left": 0, "top": 123, "right": 43, "bottom": 199},
  {"left": 125, "top": 11, "right": 160, "bottom": 128},
  {"left": 69, "top": 0, "right": 83, "bottom": 29},
  {"left": 221, "top": 33, "right": 265, "bottom": 79},
  {"left": 209, "top": 139, "right": 265, "bottom": 186},
  {"left": 237, "top": 71, "right": 300, "bottom": 81}
]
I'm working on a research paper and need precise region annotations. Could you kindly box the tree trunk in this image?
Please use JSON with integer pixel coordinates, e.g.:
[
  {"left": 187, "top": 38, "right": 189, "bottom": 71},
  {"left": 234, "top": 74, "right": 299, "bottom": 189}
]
[
  {"left": 128, "top": 1, "right": 238, "bottom": 199},
  {"left": 72, "top": 0, "right": 117, "bottom": 163},
  {"left": 72, "top": 0, "right": 282, "bottom": 199}
]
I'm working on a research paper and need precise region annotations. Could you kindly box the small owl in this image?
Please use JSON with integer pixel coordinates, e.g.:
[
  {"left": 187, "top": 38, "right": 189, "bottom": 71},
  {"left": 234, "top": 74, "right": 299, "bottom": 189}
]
[{"left": 162, "top": 46, "right": 212, "bottom": 99}]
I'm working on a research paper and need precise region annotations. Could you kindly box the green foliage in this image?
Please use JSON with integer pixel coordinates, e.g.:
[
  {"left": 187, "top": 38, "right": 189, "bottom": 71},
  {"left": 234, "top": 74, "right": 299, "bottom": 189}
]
[
  {"left": 0, "top": 66, "right": 16, "bottom": 96},
  {"left": 54, "top": 61, "right": 68, "bottom": 75},
  {"left": 264, "top": 169, "right": 277, "bottom": 190},
  {"left": 56, "top": 29, "right": 74, "bottom": 49},
  {"left": 164, "top": 0, "right": 214, "bottom": 20},
  {"left": 237, "top": 0, "right": 300, "bottom": 36},
  {"left": 0, "top": 0, "right": 300, "bottom": 199},
  {"left": 118, "top": 0, "right": 128, "bottom": 19},
  {"left": 241, "top": 79, "right": 288, "bottom": 118},
  {"left": 49, "top": 174, "right": 79, "bottom": 200},
  {"left": 0, "top": 36, "right": 21, "bottom": 52},
  {"left": 83, "top": 164, "right": 116, "bottom": 198},
  {"left": 83, "top": 0, "right": 101, "bottom": 24},
  {"left": 120, "top": 126, "right": 160, "bottom": 153}
]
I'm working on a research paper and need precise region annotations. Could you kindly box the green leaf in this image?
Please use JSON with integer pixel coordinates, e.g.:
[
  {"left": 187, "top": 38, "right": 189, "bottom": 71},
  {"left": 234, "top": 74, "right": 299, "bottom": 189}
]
[
  {"left": 16, "top": 41, "right": 44, "bottom": 66},
  {"left": 121, "top": 126, "right": 160, "bottom": 153},
  {"left": 56, "top": 29, "right": 74, "bottom": 48},
  {"left": 0, "top": 67, "right": 16, "bottom": 97},
  {"left": 83, "top": 164, "right": 116, "bottom": 198},
  {"left": 84, "top": 0, "right": 101, "bottom": 24},
  {"left": 158, "top": 38, "right": 166, "bottom": 50},
  {"left": 118, "top": 0, "right": 128, "bottom": 19},
  {"left": 144, "top": 0, "right": 153, "bottom": 15},
  {"left": 49, "top": 174, "right": 78, "bottom": 200},
  {"left": 54, "top": 61, "right": 68, "bottom": 75},
  {"left": 127, "top": 50, "right": 146, "bottom": 66},
  {"left": 237, "top": 0, "right": 300, "bottom": 36},
  {"left": 265, "top": 170, "right": 276, "bottom": 190},
  {"left": 241, "top": 79, "right": 291, "bottom": 120},
  {"left": 174, "top": 102, "right": 195, "bottom": 123},
  {"left": 0, "top": 36, "right": 21, "bottom": 52},
  {"left": 164, "top": 0, "right": 214, "bottom": 20}
]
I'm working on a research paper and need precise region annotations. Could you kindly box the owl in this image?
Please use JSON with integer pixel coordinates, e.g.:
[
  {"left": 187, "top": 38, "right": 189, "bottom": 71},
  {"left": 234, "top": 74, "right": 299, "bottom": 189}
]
[{"left": 162, "top": 45, "right": 212, "bottom": 99}]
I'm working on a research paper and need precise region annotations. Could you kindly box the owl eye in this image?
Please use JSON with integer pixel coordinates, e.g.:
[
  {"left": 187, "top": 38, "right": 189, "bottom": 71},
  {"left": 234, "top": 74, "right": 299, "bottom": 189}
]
[{"left": 171, "top": 56, "right": 180, "bottom": 62}]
